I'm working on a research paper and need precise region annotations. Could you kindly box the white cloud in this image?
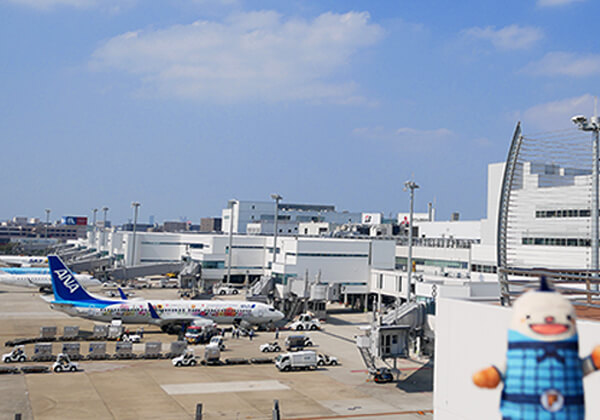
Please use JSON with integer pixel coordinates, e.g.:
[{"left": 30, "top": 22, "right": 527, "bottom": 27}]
[
  {"left": 91, "top": 11, "right": 383, "bottom": 103},
  {"left": 522, "top": 94, "right": 595, "bottom": 130},
  {"left": 523, "top": 52, "right": 600, "bottom": 77},
  {"left": 537, "top": 0, "right": 585, "bottom": 7},
  {"left": 463, "top": 24, "right": 543, "bottom": 50}
]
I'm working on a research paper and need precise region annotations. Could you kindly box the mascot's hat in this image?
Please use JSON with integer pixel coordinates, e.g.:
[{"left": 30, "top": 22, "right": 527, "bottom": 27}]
[{"left": 538, "top": 275, "right": 554, "bottom": 292}]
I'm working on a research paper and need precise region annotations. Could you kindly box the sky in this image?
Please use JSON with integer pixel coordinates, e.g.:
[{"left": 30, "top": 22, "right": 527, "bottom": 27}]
[{"left": 1, "top": 0, "right": 599, "bottom": 225}]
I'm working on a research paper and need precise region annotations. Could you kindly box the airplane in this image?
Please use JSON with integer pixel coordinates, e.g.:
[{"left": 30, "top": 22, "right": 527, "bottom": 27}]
[
  {"left": 0, "top": 267, "right": 100, "bottom": 292},
  {"left": 47, "top": 255, "right": 284, "bottom": 333},
  {"left": 0, "top": 255, "right": 48, "bottom": 267}
]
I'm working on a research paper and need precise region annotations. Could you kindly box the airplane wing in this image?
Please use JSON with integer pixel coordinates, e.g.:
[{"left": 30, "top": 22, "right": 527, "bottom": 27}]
[{"left": 147, "top": 303, "right": 213, "bottom": 327}]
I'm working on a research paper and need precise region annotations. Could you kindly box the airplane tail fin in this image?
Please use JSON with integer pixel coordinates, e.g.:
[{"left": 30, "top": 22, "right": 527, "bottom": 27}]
[
  {"left": 147, "top": 303, "right": 161, "bottom": 320},
  {"left": 48, "top": 255, "right": 99, "bottom": 303},
  {"left": 118, "top": 287, "right": 128, "bottom": 300}
]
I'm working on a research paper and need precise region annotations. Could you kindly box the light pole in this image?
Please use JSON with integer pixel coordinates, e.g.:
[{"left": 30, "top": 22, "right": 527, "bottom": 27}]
[
  {"left": 271, "top": 194, "right": 283, "bottom": 272},
  {"left": 45, "top": 209, "right": 51, "bottom": 239},
  {"left": 131, "top": 202, "right": 141, "bottom": 266},
  {"left": 404, "top": 180, "right": 419, "bottom": 301},
  {"left": 226, "top": 202, "right": 236, "bottom": 285},
  {"left": 572, "top": 112, "right": 600, "bottom": 292},
  {"left": 102, "top": 206, "right": 109, "bottom": 249},
  {"left": 92, "top": 208, "right": 98, "bottom": 249}
]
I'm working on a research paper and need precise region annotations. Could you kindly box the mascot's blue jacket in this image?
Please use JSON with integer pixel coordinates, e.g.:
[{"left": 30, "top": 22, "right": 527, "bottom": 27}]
[{"left": 501, "top": 330, "right": 584, "bottom": 420}]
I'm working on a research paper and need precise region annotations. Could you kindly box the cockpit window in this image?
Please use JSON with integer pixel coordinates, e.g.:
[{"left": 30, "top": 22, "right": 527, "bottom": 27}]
[{"left": 268, "top": 308, "right": 275, "bottom": 312}]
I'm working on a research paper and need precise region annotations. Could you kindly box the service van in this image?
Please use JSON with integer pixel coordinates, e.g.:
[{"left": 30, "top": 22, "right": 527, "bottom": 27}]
[{"left": 275, "top": 350, "right": 317, "bottom": 371}]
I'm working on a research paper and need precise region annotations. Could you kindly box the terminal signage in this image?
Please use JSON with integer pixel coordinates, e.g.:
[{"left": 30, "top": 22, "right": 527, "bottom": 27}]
[
  {"left": 62, "top": 216, "right": 88, "bottom": 226},
  {"left": 361, "top": 213, "right": 382, "bottom": 225}
]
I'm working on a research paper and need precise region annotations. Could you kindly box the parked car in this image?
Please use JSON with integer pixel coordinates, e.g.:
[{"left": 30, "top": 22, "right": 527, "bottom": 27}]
[
  {"left": 52, "top": 353, "right": 79, "bottom": 373},
  {"left": 2, "top": 346, "right": 27, "bottom": 363},
  {"left": 285, "top": 335, "right": 313, "bottom": 351},
  {"left": 317, "top": 353, "right": 338, "bottom": 366},
  {"left": 275, "top": 350, "right": 317, "bottom": 372},
  {"left": 172, "top": 349, "right": 197, "bottom": 367},
  {"left": 260, "top": 342, "right": 281, "bottom": 353},
  {"left": 289, "top": 313, "right": 321, "bottom": 331}
]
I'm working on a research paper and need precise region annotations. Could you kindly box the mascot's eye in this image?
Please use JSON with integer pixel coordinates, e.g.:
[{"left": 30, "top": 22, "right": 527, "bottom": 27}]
[
  {"left": 567, "top": 315, "right": 573, "bottom": 321},
  {"left": 526, "top": 315, "right": 531, "bottom": 319}
]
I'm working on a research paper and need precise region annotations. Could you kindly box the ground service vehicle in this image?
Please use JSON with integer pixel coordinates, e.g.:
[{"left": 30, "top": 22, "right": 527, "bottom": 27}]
[
  {"left": 213, "top": 285, "right": 240, "bottom": 295},
  {"left": 372, "top": 368, "right": 394, "bottom": 383},
  {"left": 275, "top": 351, "right": 317, "bottom": 371},
  {"left": 317, "top": 353, "right": 338, "bottom": 366},
  {"left": 202, "top": 343, "right": 221, "bottom": 365},
  {"left": 53, "top": 353, "right": 78, "bottom": 372},
  {"left": 2, "top": 346, "right": 26, "bottom": 363},
  {"left": 172, "top": 349, "right": 197, "bottom": 367},
  {"left": 209, "top": 335, "right": 225, "bottom": 351},
  {"left": 289, "top": 313, "right": 321, "bottom": 331},
  {"left": 285, "top": 335, "right": 313, "bottom": 351},
  {"left": 260, "top": 342, "right": 281, "bottom": 352}
]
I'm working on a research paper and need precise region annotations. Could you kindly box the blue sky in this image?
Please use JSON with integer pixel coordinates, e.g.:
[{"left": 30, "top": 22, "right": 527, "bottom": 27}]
[{"left": 1, "top": 0, "right": 599, "bottom": 224}]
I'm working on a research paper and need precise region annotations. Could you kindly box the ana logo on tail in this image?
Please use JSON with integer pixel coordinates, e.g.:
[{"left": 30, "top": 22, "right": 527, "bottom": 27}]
[{"left": 55, "top": 269, "right": 79, "bottom": 293}]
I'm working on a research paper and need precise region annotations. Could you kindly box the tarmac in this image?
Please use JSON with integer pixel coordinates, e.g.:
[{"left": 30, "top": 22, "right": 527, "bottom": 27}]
[{"left": 0, "top": 285, "right": 433, "bottom": 420}]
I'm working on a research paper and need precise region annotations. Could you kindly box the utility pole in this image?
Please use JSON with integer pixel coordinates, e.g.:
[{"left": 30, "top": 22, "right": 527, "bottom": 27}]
[
  {"left": 131, "top": 202, "right": 140, "bottom": 266},
  {"left": 271, "top": 194, "right": 283, "bottom": 272},
  {"left": 404, "top": 180, "right": 419, "bottom": 301},
  {"left": 572, "top": 108, "right": 600, "bottom": 292}
]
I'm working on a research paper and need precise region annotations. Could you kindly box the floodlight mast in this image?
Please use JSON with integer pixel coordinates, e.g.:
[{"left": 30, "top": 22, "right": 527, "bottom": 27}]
[
  {"left": 572, "top": 111, "right": 600, "bottom": 292},
  {"left": 271, "top": 194, "right": 283, "bottom": 270},
  {"left": 404, "top": 180, "right": 419, "bottom": 301}
]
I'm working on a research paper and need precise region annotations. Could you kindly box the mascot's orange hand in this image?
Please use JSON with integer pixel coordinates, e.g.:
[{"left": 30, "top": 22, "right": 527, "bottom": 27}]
[
  {"left": 592, "top": 346, "right": 600, "bottom": 369},
  {"left": 473, "top": 366, "right": 501, "bottom": 389}
]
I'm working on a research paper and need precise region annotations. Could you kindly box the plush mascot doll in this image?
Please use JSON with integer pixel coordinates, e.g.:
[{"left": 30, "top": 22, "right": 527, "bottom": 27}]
[{"left": 473, "top": 277, "right": 600, "bottom": 419}]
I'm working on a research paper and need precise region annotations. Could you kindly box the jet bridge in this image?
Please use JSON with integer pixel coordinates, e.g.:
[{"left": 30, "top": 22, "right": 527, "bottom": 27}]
[{"left": 355, "top": 300, "right": 429, "bottom": 376}]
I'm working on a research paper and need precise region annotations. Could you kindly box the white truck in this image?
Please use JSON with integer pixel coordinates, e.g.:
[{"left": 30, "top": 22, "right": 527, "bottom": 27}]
[
  {"left": 275, "top": 350, "right": 317, "bottom": 372},
  {"left": 289, "top": 313, "right": 321, "bottom": 331}
]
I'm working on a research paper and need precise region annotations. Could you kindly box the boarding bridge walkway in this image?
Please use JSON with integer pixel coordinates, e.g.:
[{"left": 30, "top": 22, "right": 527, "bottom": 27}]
[
  {"left": 106, "top": 262, "right": 183, "bottom": 281},
  {"left": 381, "top": 301, "right": 426, "bottom": 329},
  {"left": 250, "top": 276, "right": 273, "bottom": 297}
]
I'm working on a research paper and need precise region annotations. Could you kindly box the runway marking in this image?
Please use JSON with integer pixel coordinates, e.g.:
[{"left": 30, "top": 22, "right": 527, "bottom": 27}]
[{"left": 161, "top": 380, "right": 290, "bottom": 395}]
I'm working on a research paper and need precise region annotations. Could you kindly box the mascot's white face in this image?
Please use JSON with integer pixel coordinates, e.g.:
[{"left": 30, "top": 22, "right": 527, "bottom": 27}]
[{"left": 510, "top": 290, "right": 577, "bottom": 342}]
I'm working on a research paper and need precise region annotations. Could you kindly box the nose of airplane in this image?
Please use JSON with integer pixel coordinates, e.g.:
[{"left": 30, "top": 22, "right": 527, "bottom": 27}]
[{"left": 273, "top": 309, "right": 284, "bottom": 321}]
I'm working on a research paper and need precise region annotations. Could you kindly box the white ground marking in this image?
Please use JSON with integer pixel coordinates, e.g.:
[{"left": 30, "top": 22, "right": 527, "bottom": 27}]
[{"left": 161, "top": 380, "right": 290, "bottom": 395}]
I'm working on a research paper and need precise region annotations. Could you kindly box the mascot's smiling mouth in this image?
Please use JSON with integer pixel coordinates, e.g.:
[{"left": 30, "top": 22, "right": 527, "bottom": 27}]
[{"left": 530, "top": 323, "right": 569, "bottom": 335}]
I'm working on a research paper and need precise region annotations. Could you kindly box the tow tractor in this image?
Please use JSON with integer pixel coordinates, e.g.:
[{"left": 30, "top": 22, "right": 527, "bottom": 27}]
[
  {"left": 260, "top": 342, "right": 281, "bottom": 353},
  {"left": 2, "top": 346, "right": 27, "bottom": 363},
  {"left": 317, "top": 353, "right": 339, "bottom": 366},
  {"left": 172, "top": 349, "right": 198, "bottom": 367},
  {"left": 289, "top": 313, "right": 321, "bottom": 331},
  {"left": 53, "top": 353, "right": 79, "bottom": 372}
]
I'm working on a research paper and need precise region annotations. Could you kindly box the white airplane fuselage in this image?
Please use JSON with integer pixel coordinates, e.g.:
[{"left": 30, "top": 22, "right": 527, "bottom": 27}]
[
  {"left": 0, "top": 273, "right": 99, "bottom": 289},
  {"left": 52, "top": 299, "right": 281, "bottom": 326}
]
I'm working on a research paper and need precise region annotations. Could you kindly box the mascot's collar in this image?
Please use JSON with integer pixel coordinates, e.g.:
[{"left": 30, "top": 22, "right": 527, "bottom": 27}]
[{"left": 507, "top": 329, "right": 578, "bottom": 343}]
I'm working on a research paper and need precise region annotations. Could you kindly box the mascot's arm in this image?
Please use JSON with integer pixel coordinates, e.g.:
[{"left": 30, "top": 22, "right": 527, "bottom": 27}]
[
  {"left": 473, "top": 365, "right": 503, "bottom": 389},
  {"left": 582, "top": 345, "right": 600, "bottom": 377}
]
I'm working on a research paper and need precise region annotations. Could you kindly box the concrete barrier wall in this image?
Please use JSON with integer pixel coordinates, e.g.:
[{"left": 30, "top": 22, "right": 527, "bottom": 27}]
[{"left": 434, "top": 297, "right": 600, "bottom": 420}]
